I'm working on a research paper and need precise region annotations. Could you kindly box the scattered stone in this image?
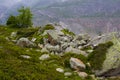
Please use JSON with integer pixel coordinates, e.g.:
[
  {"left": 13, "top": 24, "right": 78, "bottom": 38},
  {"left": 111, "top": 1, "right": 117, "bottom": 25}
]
[
  {"left": 78, "top": 46, "right": 82, "bottom": 49},
  {"left": 87, "top": 50, "right": 93, "bottom": 53},
  {"left": 70, "top": 57, "right": 86, "bottom": 71},
  {"left": 45, "top": 44, "right": 60, "bottom": 52},
  {"left": 77, "top": 72, "right": 88, "bottom": 78},
  {"left": 86, "top": 62, "right": 91, "bottom": 67},
  {"left": 64, "top": 72, "right": 72, "bottom": 77},
  {"left": 38, "top": 44, "right": 43, "bottom": 49},
  {"left": 11, "top": 32, "right": 17, "bottom": 37},
  {"left": 65, "top": 46, "right": 87, "bottom": 55},
  {"left": 41, "top": 47, "right": 49, "bottom": 53},
  {"left": 31, "top": 38, "right": 36, "bottom": 42},
  {"left": 61, "top": 43, "right": 70, "bottom": 50},
  {"left": 11, "top": 40, "right": 17, "bottom": 43},
  {"left": 17, "top": 37, "right": 35, "bottom": 47},
  {"left": 39, "top": 54, "right": 50, "bottom": 60},
  {"left": 20, "top": 55, "right": 31, "bottom": 59},
  {"left": 56, "top": 68, "right": 64, "bottom": 73}
]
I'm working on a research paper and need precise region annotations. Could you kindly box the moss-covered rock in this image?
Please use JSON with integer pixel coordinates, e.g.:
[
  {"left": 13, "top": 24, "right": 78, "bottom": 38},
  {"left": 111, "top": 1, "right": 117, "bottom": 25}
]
[{"left": 88, "top": 33, "right": 120, "bottom": 77}]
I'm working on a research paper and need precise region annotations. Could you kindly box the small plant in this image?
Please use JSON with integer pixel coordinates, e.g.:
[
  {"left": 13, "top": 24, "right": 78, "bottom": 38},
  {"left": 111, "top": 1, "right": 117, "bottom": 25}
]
[
  {"left": 61, "top": 29, "right": 75, "bottom": 36},
  {"left": 42, "top": 24, "right": 55, "bottom": 31}
]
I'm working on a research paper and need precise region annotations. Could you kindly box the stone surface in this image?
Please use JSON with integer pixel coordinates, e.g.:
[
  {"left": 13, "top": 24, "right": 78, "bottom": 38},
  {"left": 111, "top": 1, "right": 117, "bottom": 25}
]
[
  {"left": 41, "top": 47, "right": 49, "bottom": 53},
  {"left": 39, "top": 54, "right": 50, "bottom": 60},
  {"left": 65, "top": 46, "right": 86, "bottom": 55},
  {"left": 31, "top": 38, "right": 36, "bottom": 42},
  {"left": 70, "top": 57, "right": 86, "bottom": 70},
  {"left": 11, "top": 32, "right": 17, "bottom": 37},
  {"left": 90, "top": 33, "right": 120, "bottom": 77},
  {"left": 20, "top": 55, "right": 31, "bottom": 59},
  {"left": 45, "top": 44, "right": 60, "bottom": 52},
  {"left": 56, "top": 68, "right": 64, "bottom": 73},
  {"left": 17, "top": 37, "right": 35, "bottom": 47},
  {"left": 64, "top": 72, "right": 72, "bottom": 77},
  {"left": 77, "top": 72, "right": 88, "bottom": 78}
]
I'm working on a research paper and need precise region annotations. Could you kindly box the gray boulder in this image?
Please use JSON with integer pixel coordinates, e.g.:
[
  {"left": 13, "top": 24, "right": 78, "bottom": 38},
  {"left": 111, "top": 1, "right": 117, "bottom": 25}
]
[
  {"left": 41, "top": 47, "right": 49, "bottom": 53},
  {"left": 11, "top": 32, "right": 17, "bottom": 38},
  {"left": 39, "top": 54, "right": 50, "bottom": 60},
  {"left": 45, "top": 44, "right": 60, "bottom": 52},
  {"left": 77, "top": 72, "right": 88, "bottom": 78},
  {"left": 70, "top": 57, "right": 86, "bottom": 71},
  {"left": 17, "top": 38, "right": 35, "bottom": 47},
  {"left": 56, "top": 68, "right": 64, "bottom": 73},
  {"left": 65, "top": 46, "right": 87, "bottom": 55},
  {"left": 61, "top": 43, "right": 70, "bottom": 50},
  {"left": 89, "top": 33, "right": 120, "bottom": 77}
]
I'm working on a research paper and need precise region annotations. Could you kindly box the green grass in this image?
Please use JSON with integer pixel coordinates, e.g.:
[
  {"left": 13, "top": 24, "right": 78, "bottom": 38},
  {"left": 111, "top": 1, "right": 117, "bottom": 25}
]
[
  {"left": 61, "top": 29, "right": 75, "bottom": 36},
  {"left": 0, "top": 26, "right": 94, "bottom": 80}
]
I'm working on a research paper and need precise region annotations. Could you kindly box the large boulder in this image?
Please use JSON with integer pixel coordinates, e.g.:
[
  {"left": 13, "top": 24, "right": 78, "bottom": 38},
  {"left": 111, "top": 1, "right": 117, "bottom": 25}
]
[
  {"left": 16, "top": 37, "right": 35, "bottom": 47},
  {"left": 70, "top": 57, "right": 86, "bottom": 71},
  {"left": 88, "top": 33, "right": 120, "bottom": 77},
  {"left": 95, "top": 40, "right": 120, "bottom": 77}
]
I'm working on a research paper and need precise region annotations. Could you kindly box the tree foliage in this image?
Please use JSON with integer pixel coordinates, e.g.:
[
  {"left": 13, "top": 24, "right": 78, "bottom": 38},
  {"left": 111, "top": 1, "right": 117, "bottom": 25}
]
[{"left": 6, "top": 7, "right": 33, "bottom": 28}]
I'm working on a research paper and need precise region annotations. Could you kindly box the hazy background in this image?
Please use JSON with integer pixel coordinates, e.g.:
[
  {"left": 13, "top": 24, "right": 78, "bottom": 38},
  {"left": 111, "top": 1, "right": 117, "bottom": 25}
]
[{"left": 0, "top": 0, "right": 120, "bottom": 35}]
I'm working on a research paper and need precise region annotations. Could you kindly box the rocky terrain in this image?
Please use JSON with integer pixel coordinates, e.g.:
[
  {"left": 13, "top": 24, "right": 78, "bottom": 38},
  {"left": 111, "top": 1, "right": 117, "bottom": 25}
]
[{"left": 0, "top": 24, "right": 120, "bottom": 80}]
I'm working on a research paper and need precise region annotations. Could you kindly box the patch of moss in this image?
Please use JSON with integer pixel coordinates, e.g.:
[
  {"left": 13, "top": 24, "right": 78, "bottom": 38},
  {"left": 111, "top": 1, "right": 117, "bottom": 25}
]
[
  {"left": 42, "top": 24, "right": 55, "bottom": 32},
  {"left": 87, "top": 41, "right": 113, "bottom": 70},
  {"left": 61, "top": 29, "right": 75, "bottom": 36}
]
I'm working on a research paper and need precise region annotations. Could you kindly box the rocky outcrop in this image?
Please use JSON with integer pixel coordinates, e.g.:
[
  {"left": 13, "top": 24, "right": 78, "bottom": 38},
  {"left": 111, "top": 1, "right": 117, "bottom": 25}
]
[
  {"left": 88, "top": 33, "right": 120, "bottom": 77},
  {"left": 41, "top": 30, "right": 90, "bottom": 56}
]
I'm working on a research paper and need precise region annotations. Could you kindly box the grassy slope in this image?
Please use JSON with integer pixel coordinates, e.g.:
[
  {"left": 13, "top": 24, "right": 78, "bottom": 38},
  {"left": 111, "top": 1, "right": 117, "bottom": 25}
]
[
  {"left": 0, "top": 26, "right": 93, "bottom": 80},
  {"left": 0, "top": 26, "right": 120, "bottom": 80}
]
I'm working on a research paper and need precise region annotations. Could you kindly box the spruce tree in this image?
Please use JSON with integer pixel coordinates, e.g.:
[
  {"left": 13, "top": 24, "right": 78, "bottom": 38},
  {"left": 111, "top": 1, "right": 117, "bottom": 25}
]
[{"left": 6, "top": 7, "right": 33, "bottom": 28}]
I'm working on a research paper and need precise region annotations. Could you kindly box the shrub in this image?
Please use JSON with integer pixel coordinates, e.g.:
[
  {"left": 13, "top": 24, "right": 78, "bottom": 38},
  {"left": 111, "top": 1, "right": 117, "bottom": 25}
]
[
  {"left": 61, "top": 29, "right": 75, "bottom": 36},
  {"left": 87, "top": 41, "right": 113, "bottom": 70},
  {"left": 43, "top": 24, "right": 55, "bottom": 31}
]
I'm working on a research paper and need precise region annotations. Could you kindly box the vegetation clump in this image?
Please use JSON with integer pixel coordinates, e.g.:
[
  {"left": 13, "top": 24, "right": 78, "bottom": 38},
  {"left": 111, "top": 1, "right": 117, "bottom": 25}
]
[
  {"left": 6, "top": 7, "right": 33, "bottom": 28},
  {"left": 61, "top": 29, "right": 75, "bottom": 36},
  {"left": 87, "top": 41, "right": 113, "bottom": 70}
]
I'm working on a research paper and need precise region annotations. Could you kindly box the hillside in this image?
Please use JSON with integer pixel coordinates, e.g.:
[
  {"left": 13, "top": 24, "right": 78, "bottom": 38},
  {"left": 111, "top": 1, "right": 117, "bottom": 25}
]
[{"left": 0, "top": 25, "right": 120, "bottom": 80}]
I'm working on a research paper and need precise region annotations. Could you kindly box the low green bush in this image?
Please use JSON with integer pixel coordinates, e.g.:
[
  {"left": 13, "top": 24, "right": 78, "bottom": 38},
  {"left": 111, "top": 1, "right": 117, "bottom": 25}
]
[
  {"left": 87, "top": 41, "right": 113, "bottom": 70},
  {"left": 61, "top": 29, "right": 75, "bottom": 36}
]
